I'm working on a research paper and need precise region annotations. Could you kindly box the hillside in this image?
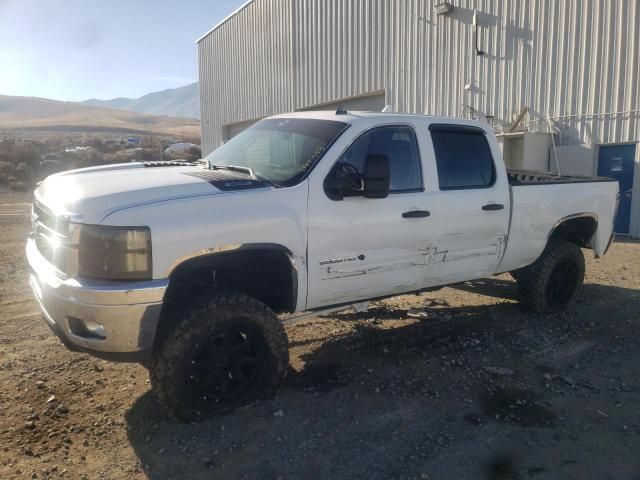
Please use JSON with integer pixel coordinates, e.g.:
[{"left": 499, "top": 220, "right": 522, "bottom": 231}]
[
  {"left": 82, "top": 82, "right": 200, "bottom": 119},
  {"left": 0, "top": 95, "right": 200, "bottom": 139}
]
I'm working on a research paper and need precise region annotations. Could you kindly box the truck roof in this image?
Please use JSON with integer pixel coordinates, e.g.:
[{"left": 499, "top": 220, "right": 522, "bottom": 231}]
[{"left": 270, "top": 110, "right": 489, "bottom": 130}]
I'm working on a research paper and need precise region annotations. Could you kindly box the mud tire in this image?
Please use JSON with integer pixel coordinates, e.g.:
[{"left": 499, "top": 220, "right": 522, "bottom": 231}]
[
  {"left": 516, "top": 240, "right": 585, "bottom": 313},
  {"left": 149, "top": 293, "right": 289, "bottom": 421}
]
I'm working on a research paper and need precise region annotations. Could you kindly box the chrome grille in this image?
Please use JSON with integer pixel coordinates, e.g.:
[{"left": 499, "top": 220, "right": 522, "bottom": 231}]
[
  {"left": 31, "top": 201, "right": 77, "bottom": 276},
  {"left": 33, "top": 201, "right": 56, "bottom": 231}
]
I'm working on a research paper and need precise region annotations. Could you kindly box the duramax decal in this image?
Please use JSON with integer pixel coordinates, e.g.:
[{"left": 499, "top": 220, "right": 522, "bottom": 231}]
[{"left": 319, "top": 256, "right": 363, "bottom": 266}]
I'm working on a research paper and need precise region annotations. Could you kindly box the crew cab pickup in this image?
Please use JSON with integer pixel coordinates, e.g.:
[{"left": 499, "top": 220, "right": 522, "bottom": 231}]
[{"left": 27, "top": 112, "right": 618, "bottom": 419}]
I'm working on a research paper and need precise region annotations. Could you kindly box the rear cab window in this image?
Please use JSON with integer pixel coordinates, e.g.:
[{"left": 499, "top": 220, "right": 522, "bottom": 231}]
[{"left": 429, "top": 125, "right": 496, "bottom": 190}]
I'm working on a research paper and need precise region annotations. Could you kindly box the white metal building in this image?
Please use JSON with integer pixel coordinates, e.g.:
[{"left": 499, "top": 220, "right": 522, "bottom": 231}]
[{"left": 197, "top": 0, "right": 640, "bottom": 236}]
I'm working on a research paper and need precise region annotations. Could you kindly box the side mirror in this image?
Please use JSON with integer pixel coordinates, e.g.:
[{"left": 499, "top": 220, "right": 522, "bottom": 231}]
[
  {"left": 363, "top": 154, "right": 390, "bottom": 199},
  {"left": 324, "top": 163, "right": 363, "bottom": 201},
  {"left": 324, "top": 155, "right": 390, "bottom": 201}
]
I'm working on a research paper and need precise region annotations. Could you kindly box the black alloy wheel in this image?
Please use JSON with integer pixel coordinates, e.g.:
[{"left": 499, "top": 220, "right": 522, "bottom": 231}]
[
  {"left": 545, "top": 259, "right": 580, "bottom": 307},
  {"left": 186, "top": 321, "right": 267, "bottom": 405}
]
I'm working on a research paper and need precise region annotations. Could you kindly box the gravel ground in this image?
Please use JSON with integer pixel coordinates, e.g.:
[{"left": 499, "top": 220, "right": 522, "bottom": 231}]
[{"left": 0, "top": 191, "right": 639, "bottom": 480}]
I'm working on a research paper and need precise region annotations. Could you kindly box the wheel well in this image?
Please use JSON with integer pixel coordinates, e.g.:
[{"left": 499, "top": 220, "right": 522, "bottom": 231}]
[
  {"left": 151, "top": 247, "right": 297, "bottom": 358},
  {"left": 162, "top": 247, "right": 297, "bottom": 313},
  {"left": 549, "top": 216, "right": 597, "bottom": 248}
]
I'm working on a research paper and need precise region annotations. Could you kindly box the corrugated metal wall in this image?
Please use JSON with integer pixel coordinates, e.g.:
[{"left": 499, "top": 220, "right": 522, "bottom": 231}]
[
  {"left": 199, "top": 0, "right": 639, "bottom": 152},
  {"left": 199, "top": 0, "right": 639, "bottom": 153},
  {"left": 198, "top": 0, "right": 294, "bottom": 148},
  {"left": 198, "top": 0, "right": 640, "bottom": 235}
]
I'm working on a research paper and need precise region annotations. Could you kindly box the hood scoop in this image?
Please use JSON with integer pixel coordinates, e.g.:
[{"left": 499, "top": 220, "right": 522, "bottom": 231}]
[
  {"left": 143, "top": 160, "right": 192, "bottom": 168},
  {"left": 183, "top": 170, "right": 268, "bottom": 191}
]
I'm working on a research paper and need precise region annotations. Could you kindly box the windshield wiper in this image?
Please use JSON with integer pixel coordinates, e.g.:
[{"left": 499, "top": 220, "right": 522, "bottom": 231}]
[
  {"left": 210, "top": 164, "right": 253, "bottom": 175},
  {"left": 210, "top": 164, "right": 276, "bottom": 186}
]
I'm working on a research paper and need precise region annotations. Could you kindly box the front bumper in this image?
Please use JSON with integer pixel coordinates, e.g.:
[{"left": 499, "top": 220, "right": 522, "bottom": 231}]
[{"left": 26, "top": 237, "right": 168, "bottom": 362}]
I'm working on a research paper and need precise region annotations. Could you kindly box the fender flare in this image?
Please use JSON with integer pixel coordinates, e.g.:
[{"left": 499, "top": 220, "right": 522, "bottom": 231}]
[
  {"left": 164, "top": 242, "right": 300, "bottom": 312},
  {"left": 546, "top": 212, "right": 598, "bottom": 243}
]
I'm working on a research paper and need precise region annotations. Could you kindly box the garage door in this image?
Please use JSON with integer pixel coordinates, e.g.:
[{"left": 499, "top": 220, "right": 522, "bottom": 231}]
[
  {"left": 225, "top": 119, "right": 261, "bottom": 140},
  {"left": 299, "top": 92, "right": 386, "bottom": 113},
  {"left": 223, "top": 92, "right": 386, "bottom": 140}
]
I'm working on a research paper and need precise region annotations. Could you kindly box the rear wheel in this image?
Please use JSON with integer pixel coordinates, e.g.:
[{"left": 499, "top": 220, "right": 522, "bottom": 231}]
[
  {"left": 150, "top": 293, "right": 289, "bottom": 421},
  {"left": 516, "top": 240, "right": 585, "bottom": 313}
]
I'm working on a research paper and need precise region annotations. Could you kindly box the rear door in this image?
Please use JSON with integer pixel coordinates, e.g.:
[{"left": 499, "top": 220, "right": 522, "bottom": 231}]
[
  {"left": 306, "top": 123, "right": 434, "bottom": 309},
  {"left": 424, "top": 124, "right": 511, "bottom": 284}
]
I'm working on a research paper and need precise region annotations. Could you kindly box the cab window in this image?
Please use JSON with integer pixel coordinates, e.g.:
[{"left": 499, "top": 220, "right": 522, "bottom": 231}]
[
  {"left": 430, "top": 125, "right": 496, "bottom": 190},
  {"left": 338, "top": 125, "right": 423, "bottom": 192}
]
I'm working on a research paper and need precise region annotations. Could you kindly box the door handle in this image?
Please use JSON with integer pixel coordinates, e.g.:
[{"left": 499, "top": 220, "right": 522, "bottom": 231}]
[
  {"left": 482, "top": 203, "right": 504, "bottom": 211},
  {"left": 402, "top": 210, "right": 430, "bottom": 218}
]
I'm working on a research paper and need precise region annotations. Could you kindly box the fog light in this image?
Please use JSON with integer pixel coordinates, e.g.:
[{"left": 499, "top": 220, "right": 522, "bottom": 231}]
[{"left": 67, "top": 317, "right": 106, "bottom": 340}]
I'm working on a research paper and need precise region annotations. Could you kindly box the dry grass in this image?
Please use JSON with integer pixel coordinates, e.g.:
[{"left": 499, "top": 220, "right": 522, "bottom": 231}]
[{"left": 0, "top": 95, "right": 200, "bottom": 140}]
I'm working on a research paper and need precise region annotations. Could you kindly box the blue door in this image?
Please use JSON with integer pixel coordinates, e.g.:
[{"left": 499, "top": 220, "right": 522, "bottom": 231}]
[{"left": 598, "top": 144, "right": 636, "bottom": 234}]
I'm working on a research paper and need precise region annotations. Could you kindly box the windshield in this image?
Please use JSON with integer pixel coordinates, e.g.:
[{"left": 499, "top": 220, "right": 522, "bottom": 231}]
[{"left": 203, "top": 118, "right": 349, "bottom": 186}]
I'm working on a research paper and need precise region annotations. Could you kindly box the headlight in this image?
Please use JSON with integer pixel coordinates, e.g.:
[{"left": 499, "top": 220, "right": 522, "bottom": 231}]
[{"left": 77, "top": 225, "right": 152, "bottom": 280}]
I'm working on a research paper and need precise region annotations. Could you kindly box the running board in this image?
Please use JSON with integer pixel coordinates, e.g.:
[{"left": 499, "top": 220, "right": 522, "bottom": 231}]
[{"left": 282, "top": 301, "right": 369, "bottom": 326}]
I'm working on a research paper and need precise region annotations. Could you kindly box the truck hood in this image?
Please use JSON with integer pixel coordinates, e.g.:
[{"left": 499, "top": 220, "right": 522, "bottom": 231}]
[{"left": 35, "top": 162, "right": 256, "bottom": 223}]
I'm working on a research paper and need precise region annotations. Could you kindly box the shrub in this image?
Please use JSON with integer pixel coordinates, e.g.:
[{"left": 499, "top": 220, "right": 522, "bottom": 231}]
[
  {"left": 9, "top": 180, "right": 29, "bottom": 192},
  {"left": 89, "top": 138, "right": 104, "bottom": 150},
  {"left": 14, "top": 162, "right": 29, "bottom": 180}
]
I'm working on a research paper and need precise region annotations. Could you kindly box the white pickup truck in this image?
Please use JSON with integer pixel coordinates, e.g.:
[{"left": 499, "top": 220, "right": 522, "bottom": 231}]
[{"left": 27, "top": 111, "right": 618, "bottom": 419}]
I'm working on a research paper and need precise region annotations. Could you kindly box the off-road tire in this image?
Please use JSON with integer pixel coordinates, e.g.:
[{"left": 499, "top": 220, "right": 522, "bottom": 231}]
[
  {"left": 149, "top": 293, "right": 289, "bottom": 421},
  {"left": 516, "top": 240, "right": 585, "bottom": 313}
]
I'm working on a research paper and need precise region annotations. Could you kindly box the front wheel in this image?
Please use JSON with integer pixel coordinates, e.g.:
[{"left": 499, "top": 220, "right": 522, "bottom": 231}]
[
  {"left": 150, "top": 293, "right": 289, "bottom": 421},
  {"left": 516, "top": 240, "right": 585, "bottom": 313}
]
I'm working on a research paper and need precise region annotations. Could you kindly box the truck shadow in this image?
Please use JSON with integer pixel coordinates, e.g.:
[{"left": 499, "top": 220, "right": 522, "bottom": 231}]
[
  {"left": 452, "top": 276, "right": 639, "bottom": 306},
  {"left": 451, "top": 277, "right": 519, "bottom": 300},
  {"left": 124, "top": 280, "right": 640, "bottom": 480}
]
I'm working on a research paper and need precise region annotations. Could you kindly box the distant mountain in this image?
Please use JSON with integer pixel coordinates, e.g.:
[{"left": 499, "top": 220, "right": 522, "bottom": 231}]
[
  {"left": 0, "top": 95, "right": 200, "bottom": 140},
  {"left": 82, "top": 82, "right": 200, "bottom": 120}
]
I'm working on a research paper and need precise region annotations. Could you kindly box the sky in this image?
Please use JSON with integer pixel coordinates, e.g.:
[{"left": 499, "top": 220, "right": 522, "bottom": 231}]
[{"left": 0, "top": 0, "right": 246, "bottom": 102}]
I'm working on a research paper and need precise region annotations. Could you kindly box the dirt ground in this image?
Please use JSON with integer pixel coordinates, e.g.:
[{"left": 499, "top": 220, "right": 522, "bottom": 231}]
[{"left": 0, "top": 190, "right": 639, "bottom": 480}]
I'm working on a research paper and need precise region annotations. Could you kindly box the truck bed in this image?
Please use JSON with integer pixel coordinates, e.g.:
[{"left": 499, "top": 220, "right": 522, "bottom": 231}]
[
  {"left": 498, "top": 173, "right": 619, "bottom": 274},
  {"left": 507, "top": 169, "right": 616, "bottom": 186}
]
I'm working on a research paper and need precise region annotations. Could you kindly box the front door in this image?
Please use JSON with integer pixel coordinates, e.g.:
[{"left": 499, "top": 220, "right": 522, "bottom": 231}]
[
  {"left": 598, "top": 144, "right": 636, "bottom": 234},
  {"left": 306, "top": 124, "right": 433, "bottom": 309}
]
